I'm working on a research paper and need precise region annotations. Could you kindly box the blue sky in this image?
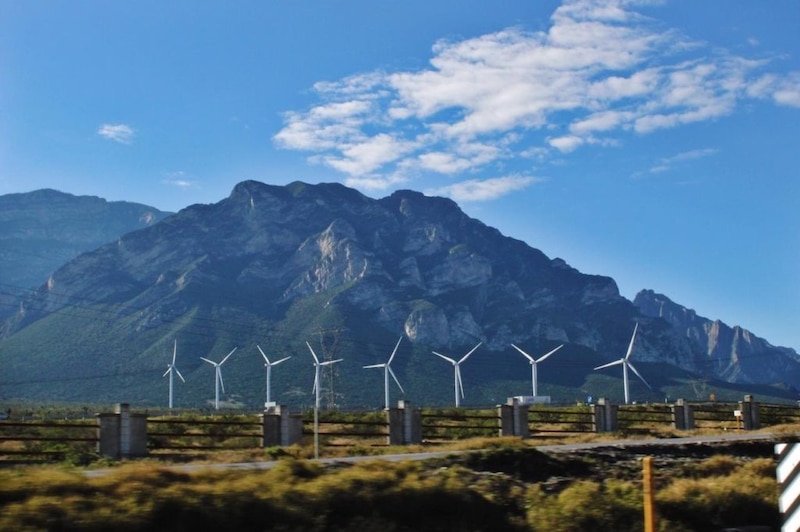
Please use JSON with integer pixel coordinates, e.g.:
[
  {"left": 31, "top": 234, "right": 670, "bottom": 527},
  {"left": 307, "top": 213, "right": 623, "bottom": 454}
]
[{"left": 1, "top": 1, "right": 798, "bottom": 350}]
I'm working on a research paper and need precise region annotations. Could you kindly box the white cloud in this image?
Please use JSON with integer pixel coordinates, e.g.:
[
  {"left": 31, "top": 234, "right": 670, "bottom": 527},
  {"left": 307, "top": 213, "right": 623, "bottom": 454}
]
[
  {"left": 548, "top": 135, "right": 584, "bottom": 153},
  {"left": 273, "top": 0, "right": 799, "bottom": 197},
  {"left": 162, "top": 171, "right": 194, "bottom": 188},
  {"left": 97, "top": 123, "right": 135, "bottom": 144},
  {"left": 426, "top": 175, "right": 540, "bottom": 202},
  {"left": 647, "top": 148, "right": 718, "bottom": 174}
]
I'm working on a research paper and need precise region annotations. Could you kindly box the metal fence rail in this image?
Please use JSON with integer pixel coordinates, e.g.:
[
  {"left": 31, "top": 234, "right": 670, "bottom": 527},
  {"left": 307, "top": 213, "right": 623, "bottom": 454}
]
[
  {"left": 147, "top": 416, "right": 262, "bottom": 451},
  {"left": 421, "top": 408, "right": 500, "bottom": 441},
  {"left": 528, "top": 406, "right": 594, "bottom": 434},
  {"left": 0, "top": 419, "right": 97, "bottom": 463}
]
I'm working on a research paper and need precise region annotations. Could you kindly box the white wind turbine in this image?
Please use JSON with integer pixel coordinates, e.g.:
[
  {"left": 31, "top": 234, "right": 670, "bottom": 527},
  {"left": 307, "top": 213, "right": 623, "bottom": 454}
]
[
  {"left": 256, "top": 345, "right": 290, "bottom": 407},
  {"left": 432, "top": 342, "right": 482, "bottom": 407},
  {"left": 200, "top": 347, "right": 237, "bottom": 410},
  {"left": 594, "top": 323, "right": 651, "bottom": 404},
  {"left": 162, "top": 340, "right": 185, "bottom": 409},
  {"left": 363, "top": 336, "right": 405, "bottom": 410},
  {"left": 307, "top": 341, "right": 343, "bottom": 459},
  {"left": 510, "top": 343, "right": 564, "bottom": 397}
]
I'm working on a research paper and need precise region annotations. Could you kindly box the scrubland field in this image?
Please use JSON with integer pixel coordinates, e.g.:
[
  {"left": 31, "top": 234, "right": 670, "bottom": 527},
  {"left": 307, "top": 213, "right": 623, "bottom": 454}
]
[{"left": 0, "top": 433, "right": 783, "bottom": 531}]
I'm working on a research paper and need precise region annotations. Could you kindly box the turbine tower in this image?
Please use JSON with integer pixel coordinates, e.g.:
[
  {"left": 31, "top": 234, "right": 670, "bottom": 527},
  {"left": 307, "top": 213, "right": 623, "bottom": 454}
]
[
  {"left": 307, "top": 341, "right": 343, "bottom": 459},
  {"left": 256, "top": 345, "right": 290, "bottom": 407},
  {"left": 432, "top": 342, "right": 482, "bottom": 407},
  {"left": 200, "top": 347, "right": 237, "bottom": 410},
  {"left": 510, "top": 343, "right": 564, "bottom": 397},
  {"left": 363, "top": 336, "right": 404, "bottom": 409},
  {"left": 162, "top": 340, "right": 185, "bottom": 409},
  {"left": 593, "top": 323, "right": 651, "bottom": 404}
]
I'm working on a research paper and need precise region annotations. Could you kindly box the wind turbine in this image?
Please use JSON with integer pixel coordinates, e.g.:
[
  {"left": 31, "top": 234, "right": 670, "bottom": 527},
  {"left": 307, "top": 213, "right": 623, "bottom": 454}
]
[
  {"left": 593, "top": 323, "right": 651, "bottom": 404},
  {"left": 432, "top": 342, "right": 482, "bottom": 407},
  {"left": 363, "top": 336, "right": 405, "bottom": 409},
  {"left": 200, "top": 347, "right": 237, "bottom": 410},
  {"left": 256, "top": 345, "right": 290, "bottom": 407},
  {"left": 162, "top": 340, "right": 185, "bottom": 409},
  {"left": 307, "top": 341, "right": 343, "bottom": 459},
  {"left": 510, "top": 343, "right": 563, "bottom": 397}
]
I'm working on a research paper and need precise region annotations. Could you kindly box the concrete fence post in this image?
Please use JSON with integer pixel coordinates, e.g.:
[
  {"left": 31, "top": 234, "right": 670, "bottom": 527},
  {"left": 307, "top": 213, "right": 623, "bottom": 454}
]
[
  {"left": 671, "top": 399, "right": 685, "bottom": 430},
  {"left": 593, "top": 398, "right": 618, "bottom": 432},
  {"left": 261, "top": 409, "right": 281, "bottom": 447},
  {"left": 498, "top": 403, "right": 514, "bottom": 437},
  {"left": 96, "top": 403, "right": 147, "bottom": 459},
  {"left": 739, "top": 395, "right": 760, "bottom": 430},
  {"left": 387, "top": 406, "right": 404, "bottom": 445},
  {"left": 262, "top": 406, "right": 302, "bottom": 446},
  {"left": 513, "top": 398, "right": 530, "bottom": 438},
  {"left": 671, "top": 398, "right": 694, "bottom": 430},
  {"left": 97, "top": 412, "right": 120, "bottom": 459},
  {"left": 398, "top": 400, "right": 421, "bottom": 444},
  {"left": 683, "top": 400, "right": 695, "bottom": 430}
]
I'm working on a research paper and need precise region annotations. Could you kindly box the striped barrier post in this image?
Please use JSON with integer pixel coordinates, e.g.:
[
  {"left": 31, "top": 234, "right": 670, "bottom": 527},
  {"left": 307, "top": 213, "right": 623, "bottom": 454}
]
[{"left": 776, "top": 442, "right": 800, "bottom": 531}]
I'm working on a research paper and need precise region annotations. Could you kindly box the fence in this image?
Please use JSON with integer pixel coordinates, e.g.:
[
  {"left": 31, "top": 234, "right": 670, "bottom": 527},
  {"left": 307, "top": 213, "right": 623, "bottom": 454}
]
[
  {"left": 0, "top": 395, "right": 787, "bottom": 462},
  {"left": 148, "top": 415, "right": 263, "bottom": 453},
  {"left": 0, "top": 418, "right": 97, "bottom": 464},
  {"left": 300, "top": 410, "right": 389, "bottom": 447}
]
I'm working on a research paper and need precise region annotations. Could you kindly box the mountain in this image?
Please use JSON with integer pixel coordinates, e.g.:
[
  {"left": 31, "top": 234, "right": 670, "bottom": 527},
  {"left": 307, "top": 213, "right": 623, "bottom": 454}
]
[
  {"left": 0, "top": 189, "right": 172, "bottom": 306},
  {"left": 0, "top": 181, "right": 797, "bottom": 408},
  {"left": 634, "top": 289, "right": 800, "bottom": 387}
]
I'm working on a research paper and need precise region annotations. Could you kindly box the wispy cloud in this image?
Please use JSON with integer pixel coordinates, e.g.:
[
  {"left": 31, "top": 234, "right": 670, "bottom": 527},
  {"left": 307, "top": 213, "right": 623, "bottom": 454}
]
[
  {"left": 648, "top": 148, "right": 718, "bottom": 174},
  {"left": 97, "top": 123, "right": 135, "bottom": 144},
  {"left": 273, "top": 0, "right": 799, "bottom": 197},
  {"left": 162, "top": 171, "right": 194, "bottom": 189},
  {"left": 426, "top": 175, "right": 541, "bottom": 202}
]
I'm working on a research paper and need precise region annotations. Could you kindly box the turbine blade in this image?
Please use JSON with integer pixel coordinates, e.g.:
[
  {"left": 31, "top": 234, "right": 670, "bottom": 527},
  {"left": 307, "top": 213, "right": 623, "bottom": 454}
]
[
  {"left": 306, "top": 341, "right": 320, "bottom": 364},
  {"left": 388, "top": 336, "right": 403, "bottom": 364},
  {"left": 432, "top": 351, "right": 456, "bottom": 365},
  {"left": 272, "top": 356, "right": 291, "bottom": 366},
  {"left": 218, "top": 370, "right": 225, "bottom": 394},
  {"left": 175, "top": 368, "right": 186, "bottom": 383},
  {"left": 388, "top": 366, "right": 404, "bottom": 394},
  {"left": 200, "top": 357, "right": 216, "bottom": 366},
  {"left": 459, "top": 342, "right": 482, "bottom": 364},
  {"left": 320, "top": 358, "right": 343, "bottom": 366},
  {"left": 257, "top": 344, "right": 269, "bottom": 364},
  {"left": 456, "top": 366, "right": 465, "bottom": 398},
  {"left": 626, "top": 361, "right": 651, "bottom": 389},
  {"left": 312, "top": 372, "right": 318, "bottom": 394},
  {"left": 363, "top": 363, "right": 385, "bottom": 369},
  {"left": 594, "top": 359, "right": 624, "bottom": 371},
  {"left": 625, "top": 323, "right": 639, "bottom": 360},
  {"left": 511, "top": 344, "right": 535, "bottom": 363},
  {"left": 220, "top": 347, "right": 237, "bottom": 365},
  {"left": 172, "top": 340, "right": 178, "bottom": 365},
  {"left": 162, "top": 367, "right": 171, "bottom": 378},
  {"left": 537, "top": 344, "right": 564, "bottom": 363}
]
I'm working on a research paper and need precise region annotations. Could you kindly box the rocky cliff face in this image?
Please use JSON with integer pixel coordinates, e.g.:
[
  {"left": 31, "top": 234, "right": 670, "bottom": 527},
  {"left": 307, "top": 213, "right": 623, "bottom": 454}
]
[
  {"left": 3, "top": 181, "right": 632, "bottom": 351},
  {"left": 634, "top": 289, "right": 800, "bottom": 386}
]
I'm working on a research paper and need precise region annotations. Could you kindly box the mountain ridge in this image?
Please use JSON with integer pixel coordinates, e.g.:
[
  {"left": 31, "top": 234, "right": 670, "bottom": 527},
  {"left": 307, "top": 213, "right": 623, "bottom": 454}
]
[{"left": 0, "top": 181, "right": 796, "bottom": 407}]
